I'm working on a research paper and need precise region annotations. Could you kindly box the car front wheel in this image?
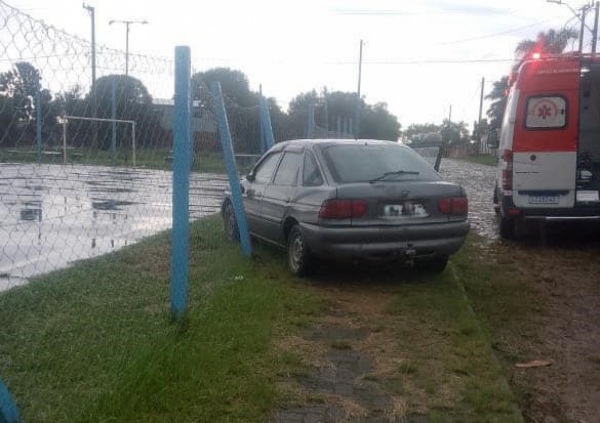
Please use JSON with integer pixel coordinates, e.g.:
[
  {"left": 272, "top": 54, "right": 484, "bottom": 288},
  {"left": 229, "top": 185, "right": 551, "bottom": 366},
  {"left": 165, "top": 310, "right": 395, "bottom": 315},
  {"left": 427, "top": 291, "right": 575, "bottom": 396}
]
[
  {"left": 287, "top": 225, "right": 314, "bottom": 277},
  {"left": 223, "top": 201, "right": 239, "bottom": 241}
]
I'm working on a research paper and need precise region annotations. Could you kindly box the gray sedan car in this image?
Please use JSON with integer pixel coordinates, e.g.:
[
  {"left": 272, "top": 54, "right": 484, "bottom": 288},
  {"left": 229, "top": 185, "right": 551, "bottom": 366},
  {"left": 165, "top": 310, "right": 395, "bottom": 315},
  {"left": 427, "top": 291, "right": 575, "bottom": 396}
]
[{"left": 222, "top": 139, "right": 470, "bottom": 276}]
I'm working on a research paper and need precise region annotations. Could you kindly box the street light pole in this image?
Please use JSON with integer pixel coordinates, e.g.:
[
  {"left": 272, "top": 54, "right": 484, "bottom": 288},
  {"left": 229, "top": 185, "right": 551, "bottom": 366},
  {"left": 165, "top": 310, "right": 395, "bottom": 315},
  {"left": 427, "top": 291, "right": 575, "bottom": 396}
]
[
  {"left": 83, "top": 3, "right": 97, "bottom": 148},
  {"left": 354, "top": 39, "right": 363, "bottom": 140},
  {"left": 547, "top": 0, "right": 594, "bottom": 53},
  {"left": 592, "top": 1, "right": 599, "bottom": 54},
  {"left": 580, "top": 5, "right": 589, "bottom": 53},
  {"left": 108, "top": 19, "right": 148, "bottom": 78}
]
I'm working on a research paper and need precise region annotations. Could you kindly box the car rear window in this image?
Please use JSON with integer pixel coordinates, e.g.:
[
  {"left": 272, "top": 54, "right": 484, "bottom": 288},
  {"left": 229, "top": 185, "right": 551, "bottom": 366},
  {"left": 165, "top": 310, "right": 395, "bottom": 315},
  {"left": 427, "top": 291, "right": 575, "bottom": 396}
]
[{"left": 319, "top": 143, "right": 440, "bottom": 183}]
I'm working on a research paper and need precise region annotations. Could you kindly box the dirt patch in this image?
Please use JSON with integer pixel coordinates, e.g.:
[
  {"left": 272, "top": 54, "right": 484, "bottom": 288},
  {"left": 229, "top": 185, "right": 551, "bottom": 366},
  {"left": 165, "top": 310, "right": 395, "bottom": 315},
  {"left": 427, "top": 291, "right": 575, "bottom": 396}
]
[
  {"left": 474, "top": 232, "right": 600, "bottom": 423},
  {"left": 272, "top": 279, "right": 430, "bottom": 423},
  {"left": 443, "top": 158, "right": 600, "bottom": 422}
]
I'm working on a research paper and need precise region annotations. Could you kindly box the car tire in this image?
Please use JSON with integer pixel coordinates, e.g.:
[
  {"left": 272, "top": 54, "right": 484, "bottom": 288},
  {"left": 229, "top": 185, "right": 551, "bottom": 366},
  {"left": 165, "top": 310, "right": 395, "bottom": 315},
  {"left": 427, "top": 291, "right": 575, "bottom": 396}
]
[
  {"left": 223, "top": 201, "right": 239, "bottom": 241},
  {"left": 415, "top": 256, "right": 448, "bottom": 273},
  {"left": 287, "top": 225, "right": 314, "bottom": 277}
]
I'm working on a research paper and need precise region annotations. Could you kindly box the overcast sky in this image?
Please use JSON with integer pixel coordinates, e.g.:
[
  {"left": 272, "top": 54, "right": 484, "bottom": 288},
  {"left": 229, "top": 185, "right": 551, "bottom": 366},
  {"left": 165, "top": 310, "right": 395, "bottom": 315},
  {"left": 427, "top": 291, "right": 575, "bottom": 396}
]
[{"left": 4, "top": 0, "right": 593, "bottom": 129}]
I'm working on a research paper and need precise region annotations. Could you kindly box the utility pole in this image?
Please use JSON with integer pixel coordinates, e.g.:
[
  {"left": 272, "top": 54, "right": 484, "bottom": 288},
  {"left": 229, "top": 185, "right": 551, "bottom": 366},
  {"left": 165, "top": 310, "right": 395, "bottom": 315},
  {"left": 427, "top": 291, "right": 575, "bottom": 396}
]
[
  {"left": 448, "top": 105, "right": 452, "bottom": 123},
  {"left": 109, "top": 19, "right": 148, "bottom": 78},
  {"left": 593, "top": 1, "right": 599, "bottom": 54},
  {"left": 580, "top": 5, "right": 588, "bottom": 53},
  {"left": 478, "top": 77, "right": 485, "bottom": 123},
  {"left": 83, "top": 3, "right": 97, "bottom": 148},
  {"left": 547, "top": 1, "right": 594, "bottom": 53},
  {"left": 354, "top": 39, "right": 363, "bottom": 139},
  {"left": 323, "top": 86, "right": 328, "bottom": 132}
]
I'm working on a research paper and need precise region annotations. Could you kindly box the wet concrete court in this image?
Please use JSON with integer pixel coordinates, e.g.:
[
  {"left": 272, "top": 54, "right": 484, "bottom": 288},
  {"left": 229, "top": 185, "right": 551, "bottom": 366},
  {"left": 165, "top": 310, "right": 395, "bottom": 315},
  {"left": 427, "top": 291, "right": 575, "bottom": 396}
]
[{"left": 0, "top": 163, "right": 228, "bottom": 292}]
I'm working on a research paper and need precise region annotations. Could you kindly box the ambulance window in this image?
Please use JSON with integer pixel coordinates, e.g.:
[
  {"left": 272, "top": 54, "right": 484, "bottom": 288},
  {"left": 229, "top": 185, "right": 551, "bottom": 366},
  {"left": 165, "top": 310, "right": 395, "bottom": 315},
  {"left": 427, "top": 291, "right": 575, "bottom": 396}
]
[{"left": 525, "top": 96, "right": 567, "bottom": 129}]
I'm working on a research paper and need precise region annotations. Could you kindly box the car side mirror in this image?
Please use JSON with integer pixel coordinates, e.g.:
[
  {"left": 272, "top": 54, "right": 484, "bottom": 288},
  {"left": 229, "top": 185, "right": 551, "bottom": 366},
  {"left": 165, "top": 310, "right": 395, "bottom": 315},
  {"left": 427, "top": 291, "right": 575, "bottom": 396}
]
[
  {"left": 486, "top": 130, "right": 499, "bottom": 149},
  {"left": 246, "top": 173, "right": 255, "bottom": 182}
]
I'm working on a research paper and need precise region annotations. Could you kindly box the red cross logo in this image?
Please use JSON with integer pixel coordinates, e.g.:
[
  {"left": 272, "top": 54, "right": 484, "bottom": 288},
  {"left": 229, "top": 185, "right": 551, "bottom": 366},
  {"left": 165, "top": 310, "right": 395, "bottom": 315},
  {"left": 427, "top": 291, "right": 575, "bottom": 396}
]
[{"left": 538, "top": 104, "right": 553, "bottom": 119}]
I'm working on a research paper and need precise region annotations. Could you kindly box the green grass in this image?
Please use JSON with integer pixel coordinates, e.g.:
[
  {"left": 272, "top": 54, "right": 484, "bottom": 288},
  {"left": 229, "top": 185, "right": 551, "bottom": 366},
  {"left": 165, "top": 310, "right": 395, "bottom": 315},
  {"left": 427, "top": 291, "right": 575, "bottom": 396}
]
[
  {"left": 383, "top": 265, "right": 523, "bottom": 423},
  {"left": 450, "top": 234, "right": 547, "bottom": 417},
  {"left": 0, "top": 147, "right": 227, "bottom": 173},
  {"left": 0, "top": 217, "right": 320, "bottom": 422},
  {"left": 0, "top": 220, "right": 526, "bottom": 422}
]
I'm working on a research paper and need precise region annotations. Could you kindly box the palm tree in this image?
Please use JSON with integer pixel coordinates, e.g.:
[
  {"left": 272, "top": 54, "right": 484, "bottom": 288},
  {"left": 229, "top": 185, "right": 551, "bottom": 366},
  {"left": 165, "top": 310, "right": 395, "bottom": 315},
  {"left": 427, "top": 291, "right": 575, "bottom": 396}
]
[
  {"left": 485, "top": 28, "right": 578, "bottom": 130},
  {"left": 515, "top": 28, "right": 578, "bottom": 59},
  {"left": 485, "top": 76, "right": 509, "bottom": 130}
]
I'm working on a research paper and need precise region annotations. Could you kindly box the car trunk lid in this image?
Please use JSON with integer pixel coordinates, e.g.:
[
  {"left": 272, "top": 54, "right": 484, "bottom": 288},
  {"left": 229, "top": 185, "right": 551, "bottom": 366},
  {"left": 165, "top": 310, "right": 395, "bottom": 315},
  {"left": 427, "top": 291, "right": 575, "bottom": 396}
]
[{"left": 334, "top": 181, "right": 466, "bottom": 227}]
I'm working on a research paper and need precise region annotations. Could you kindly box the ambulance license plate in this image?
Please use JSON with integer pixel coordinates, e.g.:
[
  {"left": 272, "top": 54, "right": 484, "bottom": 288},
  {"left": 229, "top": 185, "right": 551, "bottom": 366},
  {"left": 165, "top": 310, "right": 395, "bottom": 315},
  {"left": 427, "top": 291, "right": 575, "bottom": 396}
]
[{"left": 528, "top": 195, "right": 559, "bottom": 205}]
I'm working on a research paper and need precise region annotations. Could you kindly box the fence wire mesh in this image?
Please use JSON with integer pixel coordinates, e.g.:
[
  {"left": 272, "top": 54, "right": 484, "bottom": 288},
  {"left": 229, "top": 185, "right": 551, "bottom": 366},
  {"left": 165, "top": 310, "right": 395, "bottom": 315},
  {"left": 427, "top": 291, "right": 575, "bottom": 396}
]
[{"left": 0, "top": 1, "right": 227, "bottom": 292}]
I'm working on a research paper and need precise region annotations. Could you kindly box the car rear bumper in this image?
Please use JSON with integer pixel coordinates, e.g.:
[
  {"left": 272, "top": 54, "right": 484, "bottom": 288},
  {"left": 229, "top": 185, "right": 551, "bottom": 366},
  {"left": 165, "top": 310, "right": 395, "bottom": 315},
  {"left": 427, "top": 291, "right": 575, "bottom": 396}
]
[
  {"left": 299, "top": 221, "right": 470, "bottom": 261},
  {"left": 501, "top": 195, "right": 600, "bottom": 221}
]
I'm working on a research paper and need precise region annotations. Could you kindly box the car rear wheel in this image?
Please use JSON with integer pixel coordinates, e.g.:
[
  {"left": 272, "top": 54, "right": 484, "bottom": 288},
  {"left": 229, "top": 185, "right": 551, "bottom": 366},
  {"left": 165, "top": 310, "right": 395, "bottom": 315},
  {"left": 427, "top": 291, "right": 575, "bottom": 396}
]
[
  {"left": 414, "top": 256, "right": 448, "bottom": 273},
  {"left": 223, "top": 201, "right": 239, "bottom": 241},
  {"left": 287, "top": 225, "right": 314, "bottom": 277}
]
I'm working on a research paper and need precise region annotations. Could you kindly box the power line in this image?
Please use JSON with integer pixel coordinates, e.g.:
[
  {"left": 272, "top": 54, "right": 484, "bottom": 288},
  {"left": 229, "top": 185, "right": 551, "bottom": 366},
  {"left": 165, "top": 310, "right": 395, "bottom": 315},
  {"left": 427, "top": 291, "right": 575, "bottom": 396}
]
[
  {"left": 324, "top": 58, "right": 515, "bottom": 65},
  {"left": 436, "top": 16, "right": 564, "bottom": 46}
]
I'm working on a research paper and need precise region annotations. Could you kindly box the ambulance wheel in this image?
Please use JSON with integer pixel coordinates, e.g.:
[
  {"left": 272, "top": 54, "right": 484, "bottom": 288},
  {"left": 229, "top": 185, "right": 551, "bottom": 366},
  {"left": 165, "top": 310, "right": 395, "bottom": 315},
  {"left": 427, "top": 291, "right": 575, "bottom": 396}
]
[{"left": 499, "top": 215, "right": 516, "bottom": 240}]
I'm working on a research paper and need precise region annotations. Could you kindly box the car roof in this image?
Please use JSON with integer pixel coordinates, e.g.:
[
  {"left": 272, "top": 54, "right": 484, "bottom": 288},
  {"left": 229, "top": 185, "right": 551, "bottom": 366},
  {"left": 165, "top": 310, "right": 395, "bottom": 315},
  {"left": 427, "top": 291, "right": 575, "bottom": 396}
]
[{"left": 271, "top": 139, "right": 408, "bottom": 152}]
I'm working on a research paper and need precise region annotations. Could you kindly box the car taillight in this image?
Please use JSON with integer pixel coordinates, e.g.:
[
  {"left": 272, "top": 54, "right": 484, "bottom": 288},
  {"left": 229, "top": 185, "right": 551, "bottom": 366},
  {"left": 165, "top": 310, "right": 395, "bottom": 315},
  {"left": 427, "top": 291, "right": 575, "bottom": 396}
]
[
  {"left": 319, "top": 199, "right": 368, "bottom": 219},
  {"left": 438, "top": 197, "right": 468, "bottom": 215},
  {"left": 501, "top": 149, "right": 513, "bottom": 191}
]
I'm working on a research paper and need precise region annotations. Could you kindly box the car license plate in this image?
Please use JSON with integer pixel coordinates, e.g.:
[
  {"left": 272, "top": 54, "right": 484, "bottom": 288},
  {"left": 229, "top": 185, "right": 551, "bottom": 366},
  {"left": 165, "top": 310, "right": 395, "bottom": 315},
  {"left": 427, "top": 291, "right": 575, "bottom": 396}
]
[
  {"left": 576, "top": 190, "right": 599, "bottom": 202},
  {"left": 383, "top": 202, "right": 428, "bottom": 217},
  {"left": 528, "top": 195, "right": 559, "bottom": 205}
]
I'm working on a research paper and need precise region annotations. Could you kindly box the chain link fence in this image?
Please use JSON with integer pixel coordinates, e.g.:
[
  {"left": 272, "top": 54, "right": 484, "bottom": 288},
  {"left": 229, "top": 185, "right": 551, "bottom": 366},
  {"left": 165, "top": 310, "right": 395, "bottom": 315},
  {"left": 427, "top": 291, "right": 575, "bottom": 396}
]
[{"left": 0, "top": 1, "right": 228, "bottom": 292}]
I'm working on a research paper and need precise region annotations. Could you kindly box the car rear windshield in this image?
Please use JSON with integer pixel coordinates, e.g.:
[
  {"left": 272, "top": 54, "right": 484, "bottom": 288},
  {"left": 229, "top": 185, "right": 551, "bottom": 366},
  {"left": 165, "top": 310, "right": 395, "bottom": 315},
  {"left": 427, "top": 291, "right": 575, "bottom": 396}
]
[{"left": 319, "top": 143, "right": 441, "bottom": 183}]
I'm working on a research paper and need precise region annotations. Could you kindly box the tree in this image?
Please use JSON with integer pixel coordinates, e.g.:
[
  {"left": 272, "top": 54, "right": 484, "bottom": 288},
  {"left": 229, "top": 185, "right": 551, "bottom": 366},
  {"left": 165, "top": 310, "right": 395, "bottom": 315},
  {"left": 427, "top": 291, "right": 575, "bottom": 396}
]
[
  {"left": 0, "top": 62, "right": 59, "bottom": 147},
  {"left": 287, "top": 90, "right": 401, "bottom": 141},
  {"left": 87, "top": 75, "right": 159, "bottom": 150},
  {"left": 191, "top": 68, "right": 263, "bottom": 153},
  {"left": 0, "top": 61, "right": 43, "bottom": 121},
  {"left": 515, "top": 28, "right": 578, "bottom": 60},
  {"left": 403, "top": 123, "right": 442, "bottom": 144},
  {"left": 485, "top": 76, "right": 509, "bottom": 130},
  {"left": 361, "top": 102, "right": 401, "bottom": 141},
  {"left": 191, "top": 68, "right": 257, "bottom": 108},
  {"left": 440, "top": 119, "right": 469, "bottom": 145},
  {"left": 486, "top": 28, "right": 578, "bottom": 131}
]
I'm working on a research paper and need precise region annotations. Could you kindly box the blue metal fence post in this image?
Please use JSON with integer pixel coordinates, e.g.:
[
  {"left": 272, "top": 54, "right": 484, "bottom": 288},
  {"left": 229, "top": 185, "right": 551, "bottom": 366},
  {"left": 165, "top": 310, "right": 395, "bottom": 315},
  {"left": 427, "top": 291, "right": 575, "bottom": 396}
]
[
  {"left": 171, "top": 46, "right": 191, "bottom": 321},
  {"left": 35, "top": 75, "right": 42, "bottom": 163},
  {"left": 210, "top": 81, "right": 252, "bottom": 258},
  {"left": 0, "top": 379, "right": 21, "bottom": 423},
  {"left": 111, "top": 76, "right": 116, "bottom": 166},
  {"left": 259, "top": 94, "right": 274, "bottom": 151}
]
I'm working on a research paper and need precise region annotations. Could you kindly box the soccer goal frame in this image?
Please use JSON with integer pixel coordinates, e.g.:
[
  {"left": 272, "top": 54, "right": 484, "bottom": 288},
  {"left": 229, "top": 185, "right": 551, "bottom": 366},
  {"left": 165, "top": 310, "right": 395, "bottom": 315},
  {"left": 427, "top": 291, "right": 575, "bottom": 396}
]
[{"left": 60, "top": 115, "right": 137, "bottom": 166}]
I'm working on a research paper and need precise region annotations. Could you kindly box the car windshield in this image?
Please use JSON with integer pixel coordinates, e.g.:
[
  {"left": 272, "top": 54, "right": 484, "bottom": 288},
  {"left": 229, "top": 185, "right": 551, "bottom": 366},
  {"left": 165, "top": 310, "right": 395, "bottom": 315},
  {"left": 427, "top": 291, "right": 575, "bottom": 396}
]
[{"left": 319, "top": 143, "right": 441, "bottom": 184}]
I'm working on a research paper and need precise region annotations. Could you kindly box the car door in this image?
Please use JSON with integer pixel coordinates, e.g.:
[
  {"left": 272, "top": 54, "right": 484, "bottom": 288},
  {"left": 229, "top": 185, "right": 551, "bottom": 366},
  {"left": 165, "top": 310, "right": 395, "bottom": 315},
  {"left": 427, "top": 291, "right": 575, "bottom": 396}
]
[
  {"left": 260, "top": 150, "right": 303, "bottom": 245},
  {"left": 243, "top": 152, "right": 281, "bottom": 237}
]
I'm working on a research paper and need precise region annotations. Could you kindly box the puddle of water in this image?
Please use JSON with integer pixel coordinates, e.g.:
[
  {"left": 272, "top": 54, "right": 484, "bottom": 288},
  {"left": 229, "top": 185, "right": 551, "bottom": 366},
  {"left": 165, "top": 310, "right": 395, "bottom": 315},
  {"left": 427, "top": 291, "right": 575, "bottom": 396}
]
[{"left": 0, "top": 163, "right": 228, "bottom": 292}]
